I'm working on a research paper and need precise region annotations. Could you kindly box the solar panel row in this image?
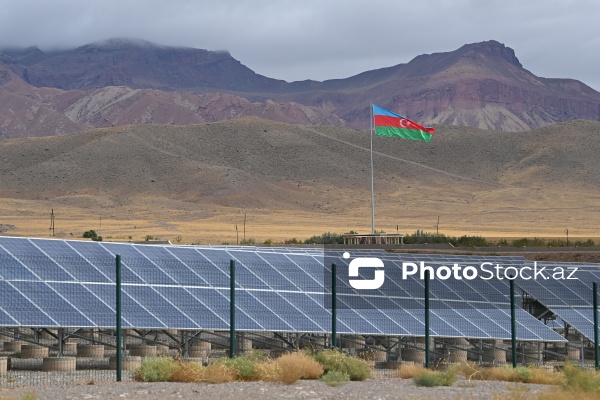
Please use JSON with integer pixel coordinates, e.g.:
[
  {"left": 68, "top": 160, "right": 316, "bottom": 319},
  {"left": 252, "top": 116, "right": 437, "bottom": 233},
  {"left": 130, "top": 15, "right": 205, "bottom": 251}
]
[{"left": 0, "top": 237, "right": 573, "bottom": 342}]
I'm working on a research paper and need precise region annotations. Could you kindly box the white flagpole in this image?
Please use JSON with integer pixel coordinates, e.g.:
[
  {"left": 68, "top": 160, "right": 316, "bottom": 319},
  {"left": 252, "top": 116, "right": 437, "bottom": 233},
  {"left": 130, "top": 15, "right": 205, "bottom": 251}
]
[{"left": 370, "top": 103, "right": 375, "bottom": 235}]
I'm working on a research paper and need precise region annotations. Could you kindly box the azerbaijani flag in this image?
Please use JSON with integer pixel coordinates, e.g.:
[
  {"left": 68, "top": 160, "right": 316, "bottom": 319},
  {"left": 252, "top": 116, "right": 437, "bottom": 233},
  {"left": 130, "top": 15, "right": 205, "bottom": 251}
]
[{"left": 373, "top": 104, "right": 434, "bottom": 142}]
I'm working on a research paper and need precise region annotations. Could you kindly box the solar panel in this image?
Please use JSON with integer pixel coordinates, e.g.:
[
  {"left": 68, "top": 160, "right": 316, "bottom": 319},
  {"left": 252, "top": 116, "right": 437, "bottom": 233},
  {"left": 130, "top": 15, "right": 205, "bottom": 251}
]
[
  {"left": 511, "top": 262, "right": 600, "bottom": 341},
  {"left": 0, "top": 237, "right": 567, "bottom": 341}
]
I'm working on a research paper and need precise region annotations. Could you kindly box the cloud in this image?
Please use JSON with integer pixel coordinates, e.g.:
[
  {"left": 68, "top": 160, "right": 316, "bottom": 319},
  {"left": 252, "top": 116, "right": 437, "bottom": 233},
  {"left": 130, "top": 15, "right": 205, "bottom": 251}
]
[{"left": 1, "top": 0, "right": 599, "bottom": 90}]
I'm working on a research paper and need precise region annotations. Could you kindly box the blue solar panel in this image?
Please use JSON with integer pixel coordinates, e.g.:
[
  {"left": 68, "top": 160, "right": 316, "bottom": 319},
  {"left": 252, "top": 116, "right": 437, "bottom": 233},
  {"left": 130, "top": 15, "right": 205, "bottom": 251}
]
[
  {"left": 0, "top": 280, "right": 57, "bottom": 326},
  {"left": 0, "top": 238, "right": 74, "bottom": 281},
  {"left": 511, "top": 262, "right": 600, "bottom": 340},
  {"left": 48, "top": 282, "right": 115, "bottom": 326},
  {"left": 0, "top": 237, "right": 570, "bottom": 341}
]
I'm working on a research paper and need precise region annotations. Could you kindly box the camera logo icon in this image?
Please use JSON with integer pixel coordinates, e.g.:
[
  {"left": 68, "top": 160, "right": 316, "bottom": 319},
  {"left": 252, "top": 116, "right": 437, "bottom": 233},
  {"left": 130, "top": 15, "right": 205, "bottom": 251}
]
[{"left": 343, "top": 252, "right": 385, "bottom": 290}]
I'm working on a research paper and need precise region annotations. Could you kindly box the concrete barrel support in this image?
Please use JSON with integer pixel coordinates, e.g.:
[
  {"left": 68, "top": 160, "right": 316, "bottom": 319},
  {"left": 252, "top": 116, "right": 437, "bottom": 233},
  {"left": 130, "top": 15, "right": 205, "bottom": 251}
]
[{"left": 42, "top": 357, "right": 76, "bottom": 372}]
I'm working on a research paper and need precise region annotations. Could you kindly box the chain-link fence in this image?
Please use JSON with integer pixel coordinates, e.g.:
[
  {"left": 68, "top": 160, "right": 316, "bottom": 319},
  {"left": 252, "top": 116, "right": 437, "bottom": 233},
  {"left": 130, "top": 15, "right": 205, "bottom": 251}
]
[{"left": 1, "top": 249, "right": 599, "bottom": 387}]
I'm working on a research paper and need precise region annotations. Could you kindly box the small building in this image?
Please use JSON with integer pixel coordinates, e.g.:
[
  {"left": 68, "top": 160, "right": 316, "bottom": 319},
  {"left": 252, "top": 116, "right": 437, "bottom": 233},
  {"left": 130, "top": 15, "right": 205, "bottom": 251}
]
[{"left": 342, "top": 233, "right": 404, "bottom": 245}]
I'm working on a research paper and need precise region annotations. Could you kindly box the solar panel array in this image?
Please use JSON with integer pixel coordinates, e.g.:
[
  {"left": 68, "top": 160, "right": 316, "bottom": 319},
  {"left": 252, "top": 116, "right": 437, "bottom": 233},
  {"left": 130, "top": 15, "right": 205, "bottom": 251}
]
[
  {"left": 0, "top": 237, "right": 571, "bottom": 341},
  {"left": 513, "top": 262, "right": 600, "bottom": 340}
]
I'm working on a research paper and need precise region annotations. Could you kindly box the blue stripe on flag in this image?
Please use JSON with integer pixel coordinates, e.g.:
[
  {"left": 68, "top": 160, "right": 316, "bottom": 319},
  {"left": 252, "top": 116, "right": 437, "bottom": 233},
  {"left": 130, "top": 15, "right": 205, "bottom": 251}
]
[{"left": 372, "top": 104, "right": 406, "bottom": 118}]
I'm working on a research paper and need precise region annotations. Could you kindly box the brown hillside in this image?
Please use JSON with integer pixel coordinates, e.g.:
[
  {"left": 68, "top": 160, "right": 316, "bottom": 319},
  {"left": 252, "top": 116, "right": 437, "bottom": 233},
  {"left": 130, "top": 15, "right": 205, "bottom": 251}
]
[{"left": 1, "top": 118, "right": 599, "bottom": 243}]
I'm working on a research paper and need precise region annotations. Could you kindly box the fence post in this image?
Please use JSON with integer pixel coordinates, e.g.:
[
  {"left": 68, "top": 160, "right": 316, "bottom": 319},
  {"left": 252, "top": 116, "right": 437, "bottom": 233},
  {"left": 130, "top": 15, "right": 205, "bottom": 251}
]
[
  {"left": 229, "top": 259, "right": 236, "bottom": 358},
  {"left": 424, "top": 269, "right": 430, "bottom": 369},
  {"left": 331, "top": 263, "right": 337, "bottom": 349},
  {"left": 594, "top": 282, "right": 599, "bottom": 370},
  {"left": 116, "top": 254, "right": 122, "bottom": 381},
  {"left": 510, "top": 276, "right": 517, "bottom": 368}
]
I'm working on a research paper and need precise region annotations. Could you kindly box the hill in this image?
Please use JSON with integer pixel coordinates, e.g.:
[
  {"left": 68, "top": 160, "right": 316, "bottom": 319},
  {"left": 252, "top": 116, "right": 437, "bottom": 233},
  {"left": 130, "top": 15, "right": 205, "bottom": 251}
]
[
  {"left": 1, "top": 118, "right": 599, "bottom": 243},
  {"left": 1, "top": 39, "right": 600, "bottom": 136}
]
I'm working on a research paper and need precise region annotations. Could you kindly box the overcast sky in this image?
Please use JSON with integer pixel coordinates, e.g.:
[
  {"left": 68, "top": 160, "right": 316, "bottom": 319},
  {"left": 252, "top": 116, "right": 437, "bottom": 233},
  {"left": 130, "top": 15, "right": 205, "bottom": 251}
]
[{"left": 1, "top": 0, "right": 600, "bottom": 90}]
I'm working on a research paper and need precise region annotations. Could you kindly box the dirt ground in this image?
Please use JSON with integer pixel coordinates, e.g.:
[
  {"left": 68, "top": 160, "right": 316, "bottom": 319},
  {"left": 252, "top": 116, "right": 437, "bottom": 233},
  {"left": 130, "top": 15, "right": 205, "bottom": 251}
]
[{"left": 0, "top": 378, "right": 553, "bottom": 400}]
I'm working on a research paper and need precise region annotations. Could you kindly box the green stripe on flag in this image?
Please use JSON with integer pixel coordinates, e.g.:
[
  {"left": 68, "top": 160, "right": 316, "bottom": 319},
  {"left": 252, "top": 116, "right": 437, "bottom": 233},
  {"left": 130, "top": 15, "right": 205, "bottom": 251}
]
[{"left": 374, "top": 126, "right": 432, "bottom": 142}]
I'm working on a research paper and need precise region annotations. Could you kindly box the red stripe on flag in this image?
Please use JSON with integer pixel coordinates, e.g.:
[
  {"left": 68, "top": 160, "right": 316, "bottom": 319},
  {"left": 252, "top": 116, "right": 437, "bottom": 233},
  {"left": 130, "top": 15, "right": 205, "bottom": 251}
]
[{"left": 374, "top": 115, "right": 434, "bottom": 134}]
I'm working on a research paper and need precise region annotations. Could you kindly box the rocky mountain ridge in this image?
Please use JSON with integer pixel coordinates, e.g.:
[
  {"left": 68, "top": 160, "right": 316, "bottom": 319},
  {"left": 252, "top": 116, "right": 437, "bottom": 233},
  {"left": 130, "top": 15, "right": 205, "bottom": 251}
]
[{"left": 1, "top": 39, "right": 599, "bottom": 137}]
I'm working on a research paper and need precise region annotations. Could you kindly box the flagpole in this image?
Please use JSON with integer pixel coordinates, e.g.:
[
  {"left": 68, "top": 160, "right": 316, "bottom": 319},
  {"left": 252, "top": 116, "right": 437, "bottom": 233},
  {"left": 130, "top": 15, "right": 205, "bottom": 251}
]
[{"left": 370, "top": 103, "right": 375, "bottom": 235}]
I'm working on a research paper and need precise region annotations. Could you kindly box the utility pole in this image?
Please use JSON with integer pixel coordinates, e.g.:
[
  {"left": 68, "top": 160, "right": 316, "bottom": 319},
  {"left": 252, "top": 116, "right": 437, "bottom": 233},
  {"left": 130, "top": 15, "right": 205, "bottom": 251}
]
[
  {"left": 436, "top": 216, "right": 440, "bottom": 235},
  {"left": 565, "top": 229, "right": 569, "bottom": 247},
  {"left": 49, "top": 209, "right": 55, "bottom": 237},
  {"left": 243, "top": 213, "right": 246, "bottom": 241},
  {"left": 235, "top": 224, "right": 239, "bottom": 245}
]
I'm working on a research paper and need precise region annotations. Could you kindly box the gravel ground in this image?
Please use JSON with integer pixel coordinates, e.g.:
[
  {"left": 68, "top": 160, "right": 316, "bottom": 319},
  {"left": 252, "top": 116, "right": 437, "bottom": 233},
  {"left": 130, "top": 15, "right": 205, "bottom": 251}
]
[{"left": 0, "top": 378, "right": 552, "bottom": 400}]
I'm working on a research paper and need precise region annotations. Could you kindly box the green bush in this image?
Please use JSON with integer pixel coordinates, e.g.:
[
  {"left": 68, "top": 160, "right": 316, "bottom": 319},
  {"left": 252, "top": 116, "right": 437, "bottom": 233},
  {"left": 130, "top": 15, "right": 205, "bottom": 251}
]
[
  {"left": 83, "top": 230, "right": 97, "bottom": 239},
  {"left": 453, "top": 235, "right": 489, "bottom": 247},
  {"left": 311, "top": 350, "right": 370, "bottom": 381},
  {"left": 413, "top": 369, "right": 457, "bottom": 387},
  {"left": 562, "top": 362, "right": 600, "bottom": 393},
  {"left": 304, "top": 232, "right": 344, "bottom": 245},
  {"left": 222, "top": 356, "right": 260, "bottom": 381},
  {"left": 133, "top": 356, "right": 178, "bottom": 382},
  {"left": 574, "top": 239, "right": 596, "bottom": 247},
  {"left": 512, "top": 366, "right": 533, "bottom": 382},
  {"left": 320, "top": 371, "right": 350, "bottom": 386},
  {"left": 404, "top": 229, "right": 449, "bottom": 245},
  {"left": 511, "top": 237, "right": 546, "bottom": 247},
  {"left": 83, "top": 230, "right": 103, "bottom": 241}
]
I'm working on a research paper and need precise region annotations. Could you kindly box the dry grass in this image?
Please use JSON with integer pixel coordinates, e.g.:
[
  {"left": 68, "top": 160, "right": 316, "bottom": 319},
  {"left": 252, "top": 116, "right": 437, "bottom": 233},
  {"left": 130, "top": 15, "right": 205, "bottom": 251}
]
[
  {"left": 455, "top": 362, "right": 558, "bottom": 385},
  {"left": 169, "top": 361, "right": 205, "bottom": 383},
  {"left": 276, "top": 352, "right": 324, "bottom": 384},
  {"left": 168, "top": 360, "right": 238, "bottom": 384},
  {"left": 532, "top": 363, "right": 600, "bottom": 400},
  {"left": 398, "top": 363, "right": 427, "bottom": 379},
  {"left": 201, "top": 363, "right": 237, "bottom": 383},
  {"left": 255, "top": 360, "right": 282, "bottom": 382},
  {"left": 536, "top": 390, "right": 600, "bottom": 400},
  {"left": 489, "top": 386, "right": 532, "bottom": 400}
]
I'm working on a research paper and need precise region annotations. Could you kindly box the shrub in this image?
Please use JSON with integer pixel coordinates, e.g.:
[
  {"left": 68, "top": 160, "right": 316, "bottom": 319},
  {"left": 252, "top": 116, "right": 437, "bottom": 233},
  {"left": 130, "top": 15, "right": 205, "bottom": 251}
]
[
  {"left": 169, "top": 361, "right": 204, "bottom": 383},
  {"left": 222, "top": 356, "right": 260, "bottom": 381},
  {"left": 320, "top": 371, "right": 350, "bottom": 386},
  {"left": 511, "top": 237, "right": 546, "bottom": 247},
  {"left": 312, "top": 350, "right": 370, "bottom": 381},
  {"left": 83, "top": 230, "right": 97, "bottom": 239},
  {"left": 561, "top": 362, "right": 600, "bottom": 393},
  {"left": 413, "top": 369, "right": 457, "bottom": 387},
  {"left": 535, "top": 363, "right": 600, "bottom": 400},
  {"left": 276, "top": 352, "right": 324, "bottom": 384},
  {"left": 454, "top": 235, "right": 489, "bottom": 247},
  {"left": 304, "top": 232, "right": 344, "bottom": 245},
  {"left": 398, "top": 363, "right": 426, "bottom": 379},
  {"left": 202, "top": 363, "right": 237, "bottom": 383},
  {"left": 456, "top": 363, "right": 557, "bottom": 385},
  {"left": 575, "top": 239, "right": 596, "bottom": 247},
  {"left": 133, "top": 356, "right": 178, "bottom": 382},
  {"left": 404, "top": 229, "right": 449, "bottom": 245},
  {"left": 255, "top": 361, "right": 281, "bottom": 382}
]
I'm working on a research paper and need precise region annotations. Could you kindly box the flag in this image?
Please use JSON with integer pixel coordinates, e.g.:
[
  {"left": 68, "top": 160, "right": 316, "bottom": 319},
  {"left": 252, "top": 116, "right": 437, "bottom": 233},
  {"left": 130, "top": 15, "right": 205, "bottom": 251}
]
[{"left": 373, "top": 104, "right": 434, "bottom": 142}]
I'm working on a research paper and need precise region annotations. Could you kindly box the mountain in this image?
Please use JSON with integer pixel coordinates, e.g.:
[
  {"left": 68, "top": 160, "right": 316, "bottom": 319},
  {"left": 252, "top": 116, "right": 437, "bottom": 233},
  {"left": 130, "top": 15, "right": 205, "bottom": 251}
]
[
  {"left": 2, "top": 38, "right": 286, "bottom": 92},
  {"left": 1, "top": 118, "right": 600, "bottom": 243},
  {"left": 1, "top": 39, "right": 600, "bottom": 136},
  {"left": 0, "top": 53, "right": 343, "bottom": 138}
]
